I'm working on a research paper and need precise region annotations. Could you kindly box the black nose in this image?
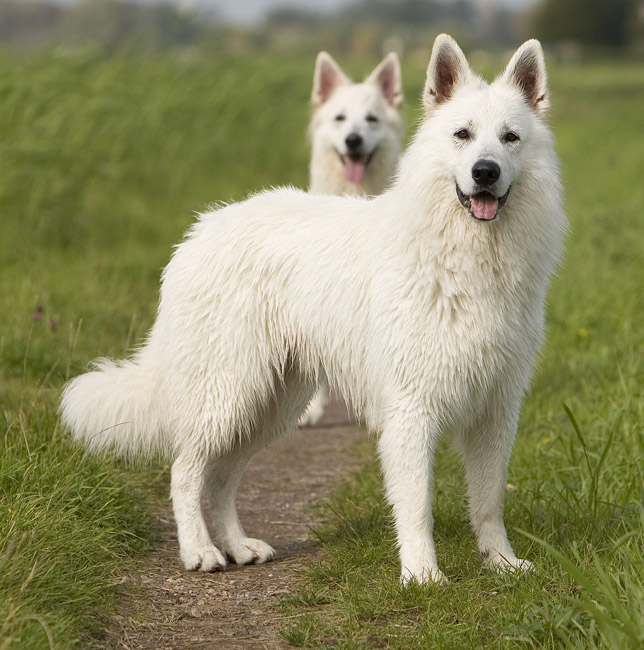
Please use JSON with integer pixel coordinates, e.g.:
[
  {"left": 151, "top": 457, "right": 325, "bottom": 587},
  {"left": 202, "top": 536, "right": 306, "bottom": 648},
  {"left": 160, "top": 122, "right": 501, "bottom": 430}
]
[
  {"left": 345, "top": 133, "right": 363, "bottom": 151},
  {"left": 472, "top": 159, "right": 500, "bottom": 186}
]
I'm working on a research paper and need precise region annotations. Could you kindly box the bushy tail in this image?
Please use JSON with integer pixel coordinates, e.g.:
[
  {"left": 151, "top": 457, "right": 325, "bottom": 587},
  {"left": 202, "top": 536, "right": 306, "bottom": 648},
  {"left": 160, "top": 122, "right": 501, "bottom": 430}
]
[{"left": 60, "top": 356, "right": 167, "bottom": 459}]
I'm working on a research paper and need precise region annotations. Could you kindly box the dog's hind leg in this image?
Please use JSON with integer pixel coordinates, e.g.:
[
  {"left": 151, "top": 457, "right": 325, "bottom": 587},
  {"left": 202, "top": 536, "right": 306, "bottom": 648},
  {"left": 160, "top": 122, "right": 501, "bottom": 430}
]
[
  {"left": 205, "top": 445, "right": 276, "bottom": 565},
  {"left": 456, "top": 402, "right": 533, "bottom": 574},
  {"left": 207, "top": 454, "right": 275, "bottom": 565},
  {"left": 171, "top": 449, "right": 227, "bottom": 572},
  {"left": 206, "top": 370, "right": 316, "bottom": 565}
]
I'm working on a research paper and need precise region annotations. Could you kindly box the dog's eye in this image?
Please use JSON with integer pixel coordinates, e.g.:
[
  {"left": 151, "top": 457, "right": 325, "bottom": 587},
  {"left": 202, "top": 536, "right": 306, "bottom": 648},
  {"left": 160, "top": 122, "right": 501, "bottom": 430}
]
[
  {"left": 366, "top": 114, "right": 379, "bottom": 123},
  {"left": 335, "top": 114, "right": 346, "bottom": 122},
  {"left": 454, "top": 128, "right": 470, "bottom": 140},
  {"left": 503, "top": 131, "right": 520, "bottom": 143}
]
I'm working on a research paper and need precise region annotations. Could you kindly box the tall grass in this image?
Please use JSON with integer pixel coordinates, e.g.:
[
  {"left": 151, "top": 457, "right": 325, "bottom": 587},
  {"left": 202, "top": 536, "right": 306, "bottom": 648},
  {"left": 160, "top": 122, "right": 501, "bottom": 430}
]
[
  {"left": 0, "top": 48, "right": 313, "bottom": 394},
  {"left": 0, "top": 406, "right": 157, "bottom": 648}
]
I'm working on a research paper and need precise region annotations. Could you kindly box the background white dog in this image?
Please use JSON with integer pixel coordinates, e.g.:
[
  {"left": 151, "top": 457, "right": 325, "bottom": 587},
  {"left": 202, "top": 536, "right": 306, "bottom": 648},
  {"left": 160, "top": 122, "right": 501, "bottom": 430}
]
[
  {"left": 309, "top": 50, "right": 403, "bottom": 197},
  {"left": 303, "top": 50, "right": 404, "bottom": 425},
  {"left": 61, "top": 35, "right": 566, "bottom": 585}
]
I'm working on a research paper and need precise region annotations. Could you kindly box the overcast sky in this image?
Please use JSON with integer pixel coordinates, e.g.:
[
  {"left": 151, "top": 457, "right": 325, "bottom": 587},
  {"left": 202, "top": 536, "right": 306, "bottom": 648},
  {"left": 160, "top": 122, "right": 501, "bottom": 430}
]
[{"left": 185, "top": 0, "right": 540, "bottom": 24}]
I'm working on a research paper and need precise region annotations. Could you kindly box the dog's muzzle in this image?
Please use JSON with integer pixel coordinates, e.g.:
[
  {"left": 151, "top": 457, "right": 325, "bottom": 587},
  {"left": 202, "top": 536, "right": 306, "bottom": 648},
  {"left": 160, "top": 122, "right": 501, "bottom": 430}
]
[
  {"left": 336, "top": 148, "right": 376, "bottom": 184},
  {"left": 456, "top": 184, "right": 511, "bottom": 221}
]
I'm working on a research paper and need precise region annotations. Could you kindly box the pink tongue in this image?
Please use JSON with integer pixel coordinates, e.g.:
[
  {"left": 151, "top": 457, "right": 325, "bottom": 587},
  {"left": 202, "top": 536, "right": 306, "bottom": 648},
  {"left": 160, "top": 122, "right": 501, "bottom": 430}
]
[
  {"left": 344, "top": 159, "right": 365, "bottom": 183},
  {"left": 470, "top": 194, "right": 498, "bottom": 220}
]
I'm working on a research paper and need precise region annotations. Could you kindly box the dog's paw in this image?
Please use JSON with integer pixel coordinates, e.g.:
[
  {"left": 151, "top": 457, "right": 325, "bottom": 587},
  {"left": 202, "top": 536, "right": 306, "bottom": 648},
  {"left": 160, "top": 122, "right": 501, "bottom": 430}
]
[
  {"left": 400, "top": 565, "right": 448, "bottom": 586},
  {"left": 486, "top": 553, "right": 534, "bottom": 575},
  {"left": 181, "top": 545, "right": 227, "bottom": 572},
  {"left": 225, "top": 538, "right": 276, "bottom": 565}
]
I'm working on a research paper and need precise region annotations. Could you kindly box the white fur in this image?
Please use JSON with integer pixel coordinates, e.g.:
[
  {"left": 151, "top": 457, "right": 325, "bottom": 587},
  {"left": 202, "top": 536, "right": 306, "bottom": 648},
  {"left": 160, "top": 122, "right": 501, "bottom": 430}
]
[
  {"left": 61, "top": 36, "right": 566, "bottom": 584},
  {"left": 303, "top": 51, "right": 404, "bottom": 425}
]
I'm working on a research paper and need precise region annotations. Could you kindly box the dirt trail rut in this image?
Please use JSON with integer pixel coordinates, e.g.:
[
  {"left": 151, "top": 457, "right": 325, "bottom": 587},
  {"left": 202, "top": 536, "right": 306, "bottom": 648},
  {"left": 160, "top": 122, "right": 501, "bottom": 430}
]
[{"left": 101, "top": 398, "right": 362, "bottom": 649}]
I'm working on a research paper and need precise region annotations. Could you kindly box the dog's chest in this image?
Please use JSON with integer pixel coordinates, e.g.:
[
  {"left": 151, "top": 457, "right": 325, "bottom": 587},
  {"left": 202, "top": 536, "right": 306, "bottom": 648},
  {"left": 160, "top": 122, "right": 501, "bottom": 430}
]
[{"left": 387, "top": 265, "right": 540, "bottom": 412}]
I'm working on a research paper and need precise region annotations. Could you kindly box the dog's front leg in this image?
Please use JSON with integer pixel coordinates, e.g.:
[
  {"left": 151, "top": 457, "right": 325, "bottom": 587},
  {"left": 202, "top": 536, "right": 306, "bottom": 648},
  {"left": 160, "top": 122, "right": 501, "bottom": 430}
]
[
  {"left": 378, "top": 417, "right": 446, "bottom": 585},
  {"left": 457, "top": 403, "right": 533, "bottom": 574}
]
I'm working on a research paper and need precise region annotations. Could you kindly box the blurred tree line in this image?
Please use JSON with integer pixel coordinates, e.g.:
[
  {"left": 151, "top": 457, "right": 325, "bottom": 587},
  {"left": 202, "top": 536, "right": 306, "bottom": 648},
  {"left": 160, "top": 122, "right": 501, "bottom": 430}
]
[
  {"left": 0, "top": 0, "right": 199, "bottom": 53},
  {"left": 0, "top": 0, "right": 642, "bottom": 56},
  {"left": 531, "top": 0, "right": 641, "bottom": 48}
]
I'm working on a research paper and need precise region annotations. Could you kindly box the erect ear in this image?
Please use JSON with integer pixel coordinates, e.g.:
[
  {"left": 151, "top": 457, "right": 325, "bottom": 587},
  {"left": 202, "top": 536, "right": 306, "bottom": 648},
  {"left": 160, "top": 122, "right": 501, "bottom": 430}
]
[
  {"left": 503, "top": 39, "right": 549, "bottom": 117},
  {"left": 423, "top": 34, "right": 472, "bottom": 115},
  {"left": 366, "top": 52, "right": 403, "bottom": 109},
  {"left": 312, "top": 51, "right": 350, "bottom": 107}
]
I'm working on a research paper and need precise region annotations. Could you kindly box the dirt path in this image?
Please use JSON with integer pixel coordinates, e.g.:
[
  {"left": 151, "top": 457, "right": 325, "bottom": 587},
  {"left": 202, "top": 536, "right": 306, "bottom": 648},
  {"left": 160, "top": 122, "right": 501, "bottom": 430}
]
[{"left": 100, "top": 398, "right": 363, "bottom": 649}]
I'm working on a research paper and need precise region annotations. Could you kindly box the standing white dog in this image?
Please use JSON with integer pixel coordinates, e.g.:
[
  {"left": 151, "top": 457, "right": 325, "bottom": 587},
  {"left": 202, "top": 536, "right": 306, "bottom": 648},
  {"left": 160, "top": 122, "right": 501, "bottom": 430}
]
[
  {"left": 61, "top": 35, "right": 566, "bottom": 585},
  {"left": 303, "top": 50, "right": 404, "bottom": 425}
]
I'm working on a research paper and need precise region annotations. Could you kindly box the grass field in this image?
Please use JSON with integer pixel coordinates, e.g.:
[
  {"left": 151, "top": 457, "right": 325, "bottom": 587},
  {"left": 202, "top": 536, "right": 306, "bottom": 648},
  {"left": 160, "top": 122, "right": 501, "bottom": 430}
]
[{"left": 0, "top": 47, "right": 643, "bottom": 649}]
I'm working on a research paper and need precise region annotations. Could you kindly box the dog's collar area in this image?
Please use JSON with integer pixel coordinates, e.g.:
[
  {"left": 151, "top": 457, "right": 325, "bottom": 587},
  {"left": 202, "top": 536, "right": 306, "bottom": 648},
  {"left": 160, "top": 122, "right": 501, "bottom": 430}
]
[{"left": 456, "top": 184, "right": 511, "bottom": 221}]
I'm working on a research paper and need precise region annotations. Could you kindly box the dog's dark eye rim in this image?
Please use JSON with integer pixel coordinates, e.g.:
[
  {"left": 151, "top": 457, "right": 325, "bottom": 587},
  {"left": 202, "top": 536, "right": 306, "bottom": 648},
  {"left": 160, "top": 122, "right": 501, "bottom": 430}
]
[
  {"left": 365, "top": 113, "right": 379, "bottom": 123},
  {"left": 335, "top": 114, "right": 346, "bottom": 122},
  {"left": 503, "top": 131, "right": 520, "bottom": 143},
  {"left": 454, "top": 128, "right": 471, "bottom": 140}
]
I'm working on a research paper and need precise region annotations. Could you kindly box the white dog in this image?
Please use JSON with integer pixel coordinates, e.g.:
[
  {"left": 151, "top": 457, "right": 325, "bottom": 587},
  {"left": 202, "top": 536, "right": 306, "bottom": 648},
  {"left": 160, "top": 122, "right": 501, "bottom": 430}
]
[
  {"left": 303, "top": 50, "right": 404, "bottom": 425},
  {"left": 309, "top": 50, "right": 403, "bottom": 197},
  {"left": 61, "top": 35, "right": 566, "bottom": 585}
]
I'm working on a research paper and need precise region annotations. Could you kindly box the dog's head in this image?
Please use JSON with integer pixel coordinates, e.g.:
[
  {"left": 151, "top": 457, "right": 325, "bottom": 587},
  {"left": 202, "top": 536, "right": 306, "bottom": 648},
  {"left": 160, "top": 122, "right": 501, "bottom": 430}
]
[
  {"left": 311, "top": 52, "right": 403, "bottom": 185},
  {"left": 420, "top": 35, "right": 550, "bottom": 222}
]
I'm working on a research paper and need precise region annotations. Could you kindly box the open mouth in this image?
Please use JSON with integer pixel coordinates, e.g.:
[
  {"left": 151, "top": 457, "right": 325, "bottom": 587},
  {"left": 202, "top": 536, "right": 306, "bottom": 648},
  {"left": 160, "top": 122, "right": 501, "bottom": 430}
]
[
  {"left": 337, "top": 150, "right": 375, "bottom": 184},
  {"left": 456, "top": 185, "right": 511, "bottom": 221}
]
